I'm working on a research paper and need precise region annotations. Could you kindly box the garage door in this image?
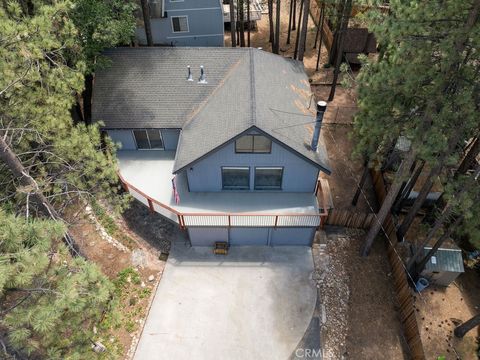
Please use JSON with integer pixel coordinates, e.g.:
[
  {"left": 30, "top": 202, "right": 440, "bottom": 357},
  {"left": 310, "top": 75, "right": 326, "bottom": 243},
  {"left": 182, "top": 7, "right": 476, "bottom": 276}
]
[
  {"left": 188, "top": 227, "right": 228, "bottom": 246},
  {"left": 270, "top": 227, "right": 315, "bottom": 246},
  {"left": 229, "top": 227, "right": 269, "bottom": 246}
]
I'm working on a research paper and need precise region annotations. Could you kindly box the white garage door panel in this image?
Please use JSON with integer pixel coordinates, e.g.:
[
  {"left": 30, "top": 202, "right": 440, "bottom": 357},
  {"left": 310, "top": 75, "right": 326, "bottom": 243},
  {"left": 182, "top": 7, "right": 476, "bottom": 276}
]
[
  {"left": 229, "top": 227, "right": 269, "bottom": 246},
  {"left": 271, "top": 227, "right": 315, "bottom": 246},
  {"left": 188, "top": 227, "right": 228, "bottom": 246}
]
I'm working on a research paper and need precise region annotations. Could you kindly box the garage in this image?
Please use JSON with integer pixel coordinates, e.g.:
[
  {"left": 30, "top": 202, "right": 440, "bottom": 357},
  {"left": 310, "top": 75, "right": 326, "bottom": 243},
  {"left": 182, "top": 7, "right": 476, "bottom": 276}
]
[
  {"left": 270, "top": 227, "right": 316, "bottom": 246},
  {"left": 188, "top": 227, "right": 317, "bottom": 246},
  {"left": 229, "top": 227, "right": 269, "bottom": 246},
  {"left": 188, "top": 227, "right": 228, "bottom": 246}
]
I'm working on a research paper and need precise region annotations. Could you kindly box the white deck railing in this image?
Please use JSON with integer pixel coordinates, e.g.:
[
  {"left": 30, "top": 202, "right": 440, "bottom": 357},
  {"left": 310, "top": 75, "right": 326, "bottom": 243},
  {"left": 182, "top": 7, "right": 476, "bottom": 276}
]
[{"left": 118, "top": 172, "right": 328, "bottom": 229}]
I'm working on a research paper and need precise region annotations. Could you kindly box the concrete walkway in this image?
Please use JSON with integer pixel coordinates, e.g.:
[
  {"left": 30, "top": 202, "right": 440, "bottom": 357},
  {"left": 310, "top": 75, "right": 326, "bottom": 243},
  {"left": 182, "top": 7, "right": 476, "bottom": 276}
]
[{"left": 134, "top": 243, "right": 317, "bottom": 360}]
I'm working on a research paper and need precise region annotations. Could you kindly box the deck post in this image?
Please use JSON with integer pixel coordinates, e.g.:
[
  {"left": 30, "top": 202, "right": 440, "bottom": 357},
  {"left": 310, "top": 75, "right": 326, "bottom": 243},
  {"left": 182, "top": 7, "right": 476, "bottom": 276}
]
[
  {"left": 274, "top": 215, "right": 278, "bottom": 228},
  {"left": 228, "top": 215, "right": 231, "bottom": 227}
]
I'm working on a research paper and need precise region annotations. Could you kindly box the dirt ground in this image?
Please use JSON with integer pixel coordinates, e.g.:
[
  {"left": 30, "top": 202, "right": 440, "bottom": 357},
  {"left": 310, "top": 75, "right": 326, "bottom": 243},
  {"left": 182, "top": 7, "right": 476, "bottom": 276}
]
[
  {"left": 67, "top": 200, "right": 187, "bottom": 359},
  {"left": 225, "top": 0, "right": 329, "bottom": 75},
  {"left": 414, "top": 268, "right": 480, "bottom": 360},
  {"left": 313, "top": 227, "right": 408, "bottom": 359}
]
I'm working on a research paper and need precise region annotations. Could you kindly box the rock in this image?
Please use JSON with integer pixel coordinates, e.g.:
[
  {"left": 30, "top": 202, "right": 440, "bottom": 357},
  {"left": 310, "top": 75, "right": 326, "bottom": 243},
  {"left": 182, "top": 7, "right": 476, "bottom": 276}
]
[
  {"left": 141, "top": 281, "right": 146, "bottom": 288},
  {"left": 148, "top": 275, "right": 155, "bottom": 282},
  {"left": 85, "top": 206, "right": 92, "bottom": 212},
  {"left": 93, "top": 326, "right": 97, "bottom": 334},
  {"left": 92, "top": 341, "right": 106, "bottom": 353},
  {"left": 132, "top": 249, "right": 147, "bottom": 268}
]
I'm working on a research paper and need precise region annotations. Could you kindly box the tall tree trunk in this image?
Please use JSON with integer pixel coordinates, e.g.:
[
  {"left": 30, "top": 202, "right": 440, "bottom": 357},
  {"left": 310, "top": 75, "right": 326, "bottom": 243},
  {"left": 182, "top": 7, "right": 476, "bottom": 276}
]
[
  {"left": 82, "top": 74, "right": 94, "bottom": 125},
  {"left": 0, "top": 132, "right": 81, "bottom": 256},
  {"left": 297, "top": 0, "right": 310, "bottom": 61},
  {"left": 315, "top": 2, "right": 325, "bottom": 71},
  {"left": 454, "top": 314, "right": 480, "bottom": 338},
  {"left": 268, "top": 0, "right": 274, "bottom": 43},
  {"left": 239, "top": 0, "right": 246, "bottom": 47},
  {"left": 140, "top": 0, "right": 153, "bottom": 46},
  {"left": 247, "top": 0, "right": 251, "bottom": 47},
  {"left": 293, "top": 0, "right": 304, "bottom": 59},
  {"left": 230, "top": 0, "right": 237, "bottom": 47},
  {"left": 287, "top": 0, "right": 294, "bottom": 44},
  {"left": 328, "top": 0, "right": 351, "bottom": 101},
  {"left": 273, "top": 0, "right": 281, "bottom": 53},
  {"left": 457, "top": 135, "right": 479, "bottom": 175},
  {"left": 393, "top": 159, "right": 425, "bottom": 214},
  {"left": 292, "top": 0, "right": 297, "bottom": 30},
  {"left": 313, "top": 4, "right": 321, "bottom": 48},
  {"left": 352, "top": 160, "right": 369, "bottom": 206},
  {"left": 329, "top": 0, "right": 346, "bottom": 65},
  {"left": 361, "top": 149, "right": 416, "bottom": 256},
  {"left": 406, "top": 202, "right": 454, "bottom": 272},
  {"left": 397, "top": 132, "right": 461, "bottom": 240}
]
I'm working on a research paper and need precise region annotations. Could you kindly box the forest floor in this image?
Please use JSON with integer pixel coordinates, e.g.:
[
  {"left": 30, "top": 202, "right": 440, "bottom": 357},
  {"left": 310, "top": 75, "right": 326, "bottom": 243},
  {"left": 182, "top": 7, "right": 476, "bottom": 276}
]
[
  {"left": 66, "top": 200, "right": 186, "bottom": 359},
  {"left": 224, "top": 0, "right": 329, "bottom": 75}
]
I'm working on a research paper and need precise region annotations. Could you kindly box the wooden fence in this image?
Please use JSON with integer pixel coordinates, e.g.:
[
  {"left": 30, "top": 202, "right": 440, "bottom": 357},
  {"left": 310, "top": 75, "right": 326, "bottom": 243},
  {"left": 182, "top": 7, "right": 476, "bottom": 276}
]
[
  {"left": 325, "top": 209, "right": 375, "bottom": 229},
  {"left": 370, "top": 169, "right": 426, "bottom": 360}
]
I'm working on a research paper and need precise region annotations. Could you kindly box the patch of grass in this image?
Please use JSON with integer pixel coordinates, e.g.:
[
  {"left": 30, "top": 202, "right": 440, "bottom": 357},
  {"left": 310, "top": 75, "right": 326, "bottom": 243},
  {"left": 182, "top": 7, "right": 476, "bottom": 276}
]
[
  {"left": 114, "top": 267, "right": 141, "bottom": 293},
  {"left": 138, "top": 288, "right": 151, "bottom": 299}
]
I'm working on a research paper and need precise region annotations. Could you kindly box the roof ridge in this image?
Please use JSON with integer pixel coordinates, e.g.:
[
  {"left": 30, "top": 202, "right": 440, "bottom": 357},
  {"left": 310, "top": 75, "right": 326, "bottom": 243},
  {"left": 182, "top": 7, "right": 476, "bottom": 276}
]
[
  {"left": 249, "top": 48, "right": 256, "bottom": 126},
  {"left": 181, "top": 52, "right": 250, "bottom": 130}
]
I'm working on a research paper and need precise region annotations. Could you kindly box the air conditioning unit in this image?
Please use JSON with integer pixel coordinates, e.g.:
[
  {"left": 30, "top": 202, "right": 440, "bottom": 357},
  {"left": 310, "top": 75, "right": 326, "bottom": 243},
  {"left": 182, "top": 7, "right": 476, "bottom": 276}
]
[{"left": 149, "top": 0, "right": 165, "bottom": 18}]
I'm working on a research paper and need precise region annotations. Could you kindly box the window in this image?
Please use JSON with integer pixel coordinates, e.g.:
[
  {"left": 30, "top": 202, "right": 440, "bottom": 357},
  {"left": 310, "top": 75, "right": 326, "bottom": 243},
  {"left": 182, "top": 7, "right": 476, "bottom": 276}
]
[
  {"left": 254, "top": 167, "right": 283, "bottom": 190},
  {"left": 235, "top": 135, "right": 272, "bottom": 153},
  {"left": 222, "top": 167, "right": 250, "bottom": 190},
  {"left": 171, "top": 16, "right": 189, "bottom": 32},
  {"left": 133, "top": 129, "right": 164, "bottom": 150}
]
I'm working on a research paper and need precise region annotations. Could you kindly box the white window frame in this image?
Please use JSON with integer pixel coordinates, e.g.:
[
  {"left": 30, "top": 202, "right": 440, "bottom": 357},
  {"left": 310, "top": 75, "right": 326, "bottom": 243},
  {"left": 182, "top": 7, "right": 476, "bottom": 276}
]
[
  {"left": 254, "top": 167, "right": 283, "bottom": 190},
  {"left": 222, "top": 166, "right": 250, "bottom": 190},
  {"left": 171, "top": 15, "right": 189, "bottom": 33},
  {"left": 132, "top": 129, "right": 165, "bottom": 150}
]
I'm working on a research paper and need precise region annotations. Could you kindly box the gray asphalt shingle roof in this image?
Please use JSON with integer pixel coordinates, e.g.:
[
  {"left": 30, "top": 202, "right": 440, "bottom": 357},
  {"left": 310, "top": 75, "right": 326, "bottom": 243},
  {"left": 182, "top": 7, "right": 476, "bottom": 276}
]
[{"left": 93, "top": 47, "right": 330, "bottom": 174}]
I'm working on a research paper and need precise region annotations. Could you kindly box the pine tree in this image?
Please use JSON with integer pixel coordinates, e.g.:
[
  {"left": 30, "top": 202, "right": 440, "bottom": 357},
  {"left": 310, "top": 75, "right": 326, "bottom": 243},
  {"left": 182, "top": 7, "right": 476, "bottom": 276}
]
[
  {"left": 354, "top": 0, "right": 480, "bottom": 255},
  {"left": 0, "top": 210, "right": 115, "bottom": 358},
  {"left": 0, "top": 1, "right": 128, "bottom": 218}
]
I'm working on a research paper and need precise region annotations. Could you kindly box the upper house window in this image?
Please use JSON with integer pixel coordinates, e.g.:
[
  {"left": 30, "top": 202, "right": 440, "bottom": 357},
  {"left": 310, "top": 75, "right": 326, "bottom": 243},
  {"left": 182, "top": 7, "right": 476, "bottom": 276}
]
[
  {"left": 235, "top": 135, "right": 272, "bottom": 153},
  {"left": 133, "top": 129, "right": 164, "bottom": 150},
  {"left": 171, "top": 16, "right": 189, "bottom": 33}
]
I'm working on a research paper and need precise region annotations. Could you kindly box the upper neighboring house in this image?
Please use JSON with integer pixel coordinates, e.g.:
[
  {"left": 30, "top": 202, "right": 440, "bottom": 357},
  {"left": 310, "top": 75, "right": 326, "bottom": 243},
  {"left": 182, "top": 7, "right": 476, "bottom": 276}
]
[
  {"left": 136, "top": 0, "right": 224, "bottom": 46},
  {"left": 92, "top": 47, "right": 331, "bottom": 246}
]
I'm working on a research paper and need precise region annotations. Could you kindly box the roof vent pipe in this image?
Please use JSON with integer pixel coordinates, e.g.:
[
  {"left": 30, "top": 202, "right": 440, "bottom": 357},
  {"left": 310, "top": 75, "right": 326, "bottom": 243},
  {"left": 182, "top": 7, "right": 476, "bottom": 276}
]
[
  {"left": 311, "top": 101, "right": 327, "bottom": 152},
  {"left": 198, "top": 65, "right": 207, "bottom": 84},
  {"left": 186, "top": 65, "right": 193, "bottom": 81}
]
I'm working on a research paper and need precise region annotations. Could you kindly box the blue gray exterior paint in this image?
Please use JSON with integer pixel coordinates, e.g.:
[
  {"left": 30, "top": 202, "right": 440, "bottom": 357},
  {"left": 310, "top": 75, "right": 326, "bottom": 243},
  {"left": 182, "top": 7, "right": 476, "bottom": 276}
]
[
  {"left": 187, "top": 227, "right": 316, "bottom": 246},
  {"left": 106, "top": 129, "right": 181, "bottom": 150},
  {"left": 185, "top": 139, "right": 319, "bottom": 193},
  {"left": 136, "top": 0, "right": 224, "bottom": 46}
]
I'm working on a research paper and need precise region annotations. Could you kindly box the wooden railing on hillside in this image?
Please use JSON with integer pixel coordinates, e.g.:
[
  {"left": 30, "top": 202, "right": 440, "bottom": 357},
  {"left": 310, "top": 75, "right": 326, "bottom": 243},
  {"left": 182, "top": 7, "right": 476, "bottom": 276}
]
[{"left": 118, "top": 172, "right": 329, "bottom": 230}]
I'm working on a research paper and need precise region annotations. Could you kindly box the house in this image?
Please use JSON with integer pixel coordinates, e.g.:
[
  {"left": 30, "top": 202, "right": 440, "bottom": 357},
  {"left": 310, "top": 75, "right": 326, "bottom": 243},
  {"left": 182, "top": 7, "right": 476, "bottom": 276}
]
[
  {"left": 136, "top": 0, "right": 224, "bottom": 47},
  {"left": 221, "top": 0, "right": 263, "bottom": 25},
  {"left": 92, "top": 47, "right": 331, "bottom": 246}
]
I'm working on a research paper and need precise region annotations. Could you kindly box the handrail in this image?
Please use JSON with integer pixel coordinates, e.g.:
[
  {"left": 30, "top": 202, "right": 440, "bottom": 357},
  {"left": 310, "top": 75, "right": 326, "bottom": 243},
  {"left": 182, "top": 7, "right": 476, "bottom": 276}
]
[{"left": 117, "top": 171, "right": 329, "bottom": 229}]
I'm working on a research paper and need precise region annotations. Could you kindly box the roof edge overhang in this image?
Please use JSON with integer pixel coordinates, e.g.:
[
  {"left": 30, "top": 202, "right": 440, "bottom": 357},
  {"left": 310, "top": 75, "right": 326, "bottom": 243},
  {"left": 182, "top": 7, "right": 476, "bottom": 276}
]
[{"left": 173, "top": 125, "right": 332, "bottom": 175}]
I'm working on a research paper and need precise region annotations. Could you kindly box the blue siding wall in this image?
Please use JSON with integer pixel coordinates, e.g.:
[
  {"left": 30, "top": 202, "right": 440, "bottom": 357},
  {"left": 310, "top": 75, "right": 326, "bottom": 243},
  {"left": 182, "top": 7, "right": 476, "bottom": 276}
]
[
  {"left": 136, "top": 0, "right": 224, "bottom": 46},
  {"left": 107, "top": 130, "right": 136, "bottom": 150},
  {"left": 186, "top": 140, "right": 319, "bottom": 192},
  {"left": 162, "top": 129, "right": 181, "bottom": 150},
  {"left": 106, "top": 129, "right": 180, "bottom": 150}
]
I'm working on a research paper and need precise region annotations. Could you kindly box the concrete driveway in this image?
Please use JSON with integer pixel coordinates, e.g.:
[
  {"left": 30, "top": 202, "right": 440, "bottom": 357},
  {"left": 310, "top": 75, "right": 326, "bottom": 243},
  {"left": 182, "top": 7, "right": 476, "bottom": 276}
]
[{"left": 134, "top": 243, "right": 317, "bottom": 360}]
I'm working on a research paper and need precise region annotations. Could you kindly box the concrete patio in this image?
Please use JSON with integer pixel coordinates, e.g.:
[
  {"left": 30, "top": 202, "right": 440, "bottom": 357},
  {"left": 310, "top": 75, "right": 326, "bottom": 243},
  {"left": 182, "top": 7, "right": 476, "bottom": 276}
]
[{"left": 133, "top": 243, "right": 317, "bottom": 360}]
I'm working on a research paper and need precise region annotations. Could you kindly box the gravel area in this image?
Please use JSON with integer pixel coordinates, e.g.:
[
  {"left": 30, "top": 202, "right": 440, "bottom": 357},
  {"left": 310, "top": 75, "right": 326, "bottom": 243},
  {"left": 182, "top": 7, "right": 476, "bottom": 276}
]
[{"left": 312, "top": 227, "right": 407, "bottom": 360}]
